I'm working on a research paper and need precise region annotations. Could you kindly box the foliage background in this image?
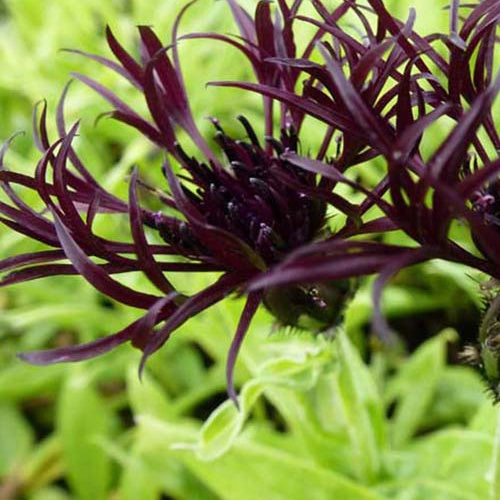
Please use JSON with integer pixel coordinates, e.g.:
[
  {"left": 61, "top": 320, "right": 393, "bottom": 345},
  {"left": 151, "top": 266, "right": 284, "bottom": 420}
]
[{"left": 0, "top": 1, "right": 499, "bottom": 499}]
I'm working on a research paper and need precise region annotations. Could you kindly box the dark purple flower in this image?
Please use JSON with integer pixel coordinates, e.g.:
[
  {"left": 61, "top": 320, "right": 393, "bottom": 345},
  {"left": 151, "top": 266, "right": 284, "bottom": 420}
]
[
  {"left": 225, "top": 0, "right": 500, "bottom": 395},
  {"left": 1, "top": 0, "right": 498, "bottom": 403},
  {"left": 0, "top": 1, "right": 399, "bottom": 404},
  {"left": 232, "top": 0, "right": 500, "bottom": 325}
]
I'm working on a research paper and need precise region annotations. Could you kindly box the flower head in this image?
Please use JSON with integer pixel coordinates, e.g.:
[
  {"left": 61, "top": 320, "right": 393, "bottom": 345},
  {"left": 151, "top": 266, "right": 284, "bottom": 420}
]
[
  {"left": 1, "top": 0, "right": 499, "bottom": 403},
  {"left": 0, "top": 0, "right": 386, "bottom": 404}
]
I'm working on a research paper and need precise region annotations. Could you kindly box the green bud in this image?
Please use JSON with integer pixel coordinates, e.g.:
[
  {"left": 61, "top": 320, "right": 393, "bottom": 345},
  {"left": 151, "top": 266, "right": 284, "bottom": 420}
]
[{"left": 263, "top": 279, "right": 357, "bottom": 332}]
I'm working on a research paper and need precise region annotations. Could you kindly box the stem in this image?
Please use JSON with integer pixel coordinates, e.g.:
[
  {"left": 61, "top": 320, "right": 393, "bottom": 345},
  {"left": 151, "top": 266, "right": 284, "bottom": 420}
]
[
  {"left": 480, "top": 294, "right": 500, "bottom": 343},
  {"left": 487, "top": 407, "right": 500, "bottom": 500}
]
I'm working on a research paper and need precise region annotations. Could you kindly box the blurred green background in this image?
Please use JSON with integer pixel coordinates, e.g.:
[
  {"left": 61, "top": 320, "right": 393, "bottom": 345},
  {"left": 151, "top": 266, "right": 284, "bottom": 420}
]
[{"left": 0, "top": 1, "right": 499, "bottom": 499}]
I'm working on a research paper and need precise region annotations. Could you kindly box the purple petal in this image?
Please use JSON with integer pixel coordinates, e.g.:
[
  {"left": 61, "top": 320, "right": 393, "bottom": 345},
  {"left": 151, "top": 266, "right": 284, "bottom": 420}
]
[
  {"left": 128, "top": 168, "right": 176, "bottom": 294},
  {"left": 105, "top": 25, "right": 144, "bottom": 86},
  {"left": 371, "top": 248, "right": 432, "bottom": 344},
  {"left": 458, "top": 158, "right": 500, "bottom": 198},
  {"left": 226, "top": 291, "right": 262, "bottom": 408},
  {"left": 139, "top": 273, "right": 244, "bottom": 373},
  {"left": 18, "top": 321, "right": 139, "bottom": 364},
  {"left": 63, "top": 48, "right": 142, "bottom": 89},
  {"left": 51, "top": 209, "right": 160, "bottom": 309},
  {"left": 248, "top": 245, "right": 406, "bottom": 291},
  {"left": 0, "top": 250, "right": 65, "bottom": 273}
]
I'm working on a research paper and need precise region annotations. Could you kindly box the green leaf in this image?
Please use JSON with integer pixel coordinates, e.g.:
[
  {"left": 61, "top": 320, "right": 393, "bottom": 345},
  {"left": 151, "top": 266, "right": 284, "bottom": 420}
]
[
  {"left": 195, "top": 353, "right": 322, "bottom": 460},
  {"left": 140, "top": 417, "right": 390, "bottom": 500},
  {"left": 98, "top": 439, "right": 161, "bottom": 500},
  {"left": 22, "top": 436, "right": 62, "bottom": 496},
  {"left": 0, "top": 363, "right": 66, "bottom": 402},
  {"left": 257, "top": 355, "right": 322, "bottom": 389},
  {"left": 120, "top": 466, "right": 159, "bottom": 500},
  {"left": 57, "top": 368, "right": 112, "bottom": 500},
  {"left": 187, "top": 441, "right": 389, "bottom": 500},
  {"left": 126, "top": 365, "right": 172, "bottom": 420},
  {"left": 119, "top": 463, "right": 160, "bottom": 500},
  {"left": 487, "top": 408, "right": 500, "bottom": 500},
  {"left": 336, "top": 331, "right": 386, "bottom": 482},
  {"left": 418, "top": 429, "right": 490, "bottom": 496},
  {"left": 118, "top": 424, "right": 219, "bottom": 500},
  {"left": 196, "top": 379, "right": 263, "bottom": 460},
  {"left": 418, "top": 366, "right": 487, "bottom": 428},
  {"left": 27, "top": 486, "right": 70, "bottom": 500},
  {"left": 469, "top": 399, "right": 499, "bottom": 435},
  {"left": 0, "top": 402, "right": 34, "bottom": 476},
  {"left": 387, "top": 331, "right": 451, "bottom": 447}
]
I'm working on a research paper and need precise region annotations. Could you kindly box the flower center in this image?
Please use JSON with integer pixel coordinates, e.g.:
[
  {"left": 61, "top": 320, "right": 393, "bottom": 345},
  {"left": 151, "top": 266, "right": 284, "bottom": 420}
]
[{"left": 155, "top": 119, "right": 327, "bottom": 267}]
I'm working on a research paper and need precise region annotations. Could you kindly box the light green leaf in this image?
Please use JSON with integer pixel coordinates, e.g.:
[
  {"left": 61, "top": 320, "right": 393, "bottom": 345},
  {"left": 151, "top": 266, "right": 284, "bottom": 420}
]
[
  {"left": 257, "top": 355, "right": 322, "bottom": 389},
  {"left": 187, "top": 441, "right": 389, "bottom": 500},
  {"left": 28, "top": 487, "right": 70, "bottom": 500},
  {"left": 337, "top": 331, "right": 386, "bottom": 482},
  {"left": 387, "top": 331, "right": 451, "bottom": 447},
  {"left": 418, "top": 366, "right": 486, "bottom": 428},
  {"left": 0, "top": 402, "right": 34, "bottom": 476},
  {"left": 57, "top": 368, "right": 112, "bottom": 500},
  {"left": 413, "top": 429, "right": 490, "bottom": 497},
  {"left": 126, "top": 365, "right": 172, "bottom": 420},
  {"left": 195, "top": 353, "right": 322, "bottom": 460},
  {"left": 119, "top": 463, "right": 161, "bottom": 500},
  {"left": 140, "top": 417, "right": 389, "bottom": 500},
  {"left": 487, "top": 408, "right": 500, "bottom": 500},
  {"left": 28, "top": 486, "right": 70, "bottom": 500},
  {"left": 196, "top": 379, "right": 264, "bottom": 460},
  {"left": 99, "top": 439, "right": 161, "bottom": 500},
  {"left": 0, "top": 363, "right": 66, "bottom": 402}
]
